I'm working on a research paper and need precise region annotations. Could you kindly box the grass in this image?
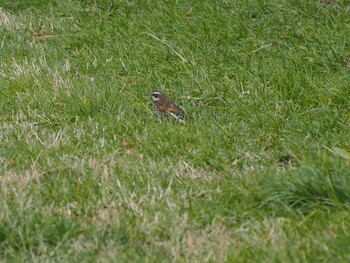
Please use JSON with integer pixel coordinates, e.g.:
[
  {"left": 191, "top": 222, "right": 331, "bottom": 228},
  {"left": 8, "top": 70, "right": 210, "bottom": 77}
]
[{"left": 1, "top": 0, "right": 350, "bottom": 261}]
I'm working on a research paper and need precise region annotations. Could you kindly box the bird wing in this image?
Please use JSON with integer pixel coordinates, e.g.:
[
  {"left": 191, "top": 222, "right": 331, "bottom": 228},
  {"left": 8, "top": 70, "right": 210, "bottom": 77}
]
[
  {"left": 167, "top": 104, "right": 181, "bottom": 113},
  {"left": 158, "top": 103, "right": 185, "bottom": 118}
]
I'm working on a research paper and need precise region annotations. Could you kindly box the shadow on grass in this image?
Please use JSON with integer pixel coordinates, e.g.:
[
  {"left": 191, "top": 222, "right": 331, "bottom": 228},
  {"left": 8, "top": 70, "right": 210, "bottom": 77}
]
[{"left": 256, "top": 157, "right": 350, "bottom": 215}]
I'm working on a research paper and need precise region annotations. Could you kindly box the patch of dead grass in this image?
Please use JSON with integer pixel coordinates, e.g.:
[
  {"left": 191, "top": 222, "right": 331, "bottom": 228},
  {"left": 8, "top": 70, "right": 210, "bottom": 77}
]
[{"left": 0, "top": 8, "right": 11, "bottom": 28}]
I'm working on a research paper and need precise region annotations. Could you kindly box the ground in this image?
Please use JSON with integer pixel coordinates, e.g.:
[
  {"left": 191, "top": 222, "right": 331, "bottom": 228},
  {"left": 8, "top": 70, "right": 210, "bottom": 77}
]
[{"left": 0, "top": 0, "right": 350, "bottom": 262}]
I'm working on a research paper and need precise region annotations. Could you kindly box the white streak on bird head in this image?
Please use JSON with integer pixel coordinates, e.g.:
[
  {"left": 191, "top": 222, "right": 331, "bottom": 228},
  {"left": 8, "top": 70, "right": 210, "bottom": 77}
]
[{"left": 151, "top": 91, "right": 162, "bottom": 101}]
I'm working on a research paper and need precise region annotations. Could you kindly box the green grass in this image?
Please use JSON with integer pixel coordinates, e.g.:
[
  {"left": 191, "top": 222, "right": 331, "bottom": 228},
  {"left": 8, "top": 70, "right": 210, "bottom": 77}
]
[{"left": 1, "top": 0, "right": 350, "bottom": 261}]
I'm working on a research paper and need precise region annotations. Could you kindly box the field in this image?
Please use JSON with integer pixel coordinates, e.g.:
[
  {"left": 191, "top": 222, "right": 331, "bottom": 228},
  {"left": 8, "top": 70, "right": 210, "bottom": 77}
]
[{"left": 1, "top": 0, "right": 350, "bottom": 262}]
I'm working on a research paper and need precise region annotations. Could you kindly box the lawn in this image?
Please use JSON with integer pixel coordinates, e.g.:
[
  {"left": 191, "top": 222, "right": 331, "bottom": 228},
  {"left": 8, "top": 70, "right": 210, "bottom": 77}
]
[{"left": 1, "top": 0, "right": 350, "bottom": 262}]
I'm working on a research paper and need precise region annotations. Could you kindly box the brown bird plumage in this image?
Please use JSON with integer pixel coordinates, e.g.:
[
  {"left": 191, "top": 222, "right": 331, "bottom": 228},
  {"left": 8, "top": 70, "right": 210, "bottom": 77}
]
[{"left": 151, "top": 91, "right": 185, "bottom": 119}]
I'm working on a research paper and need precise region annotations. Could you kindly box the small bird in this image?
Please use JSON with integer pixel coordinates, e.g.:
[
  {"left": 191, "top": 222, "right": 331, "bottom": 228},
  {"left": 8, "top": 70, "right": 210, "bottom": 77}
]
[{"left": 151, "top": 91, "right": 185, "bottom": 119}]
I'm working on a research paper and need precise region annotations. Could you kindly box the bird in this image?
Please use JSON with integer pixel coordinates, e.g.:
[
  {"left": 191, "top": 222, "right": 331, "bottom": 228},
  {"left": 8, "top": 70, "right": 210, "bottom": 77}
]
[{"left": 151, "top": 91, "right": 185, "bottom": 119}]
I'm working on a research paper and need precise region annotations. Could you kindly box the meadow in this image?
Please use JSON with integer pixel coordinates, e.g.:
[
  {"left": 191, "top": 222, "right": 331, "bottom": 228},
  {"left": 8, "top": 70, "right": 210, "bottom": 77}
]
[{"left": 1, "top": 0, "right": 350, "bottom": 262}]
